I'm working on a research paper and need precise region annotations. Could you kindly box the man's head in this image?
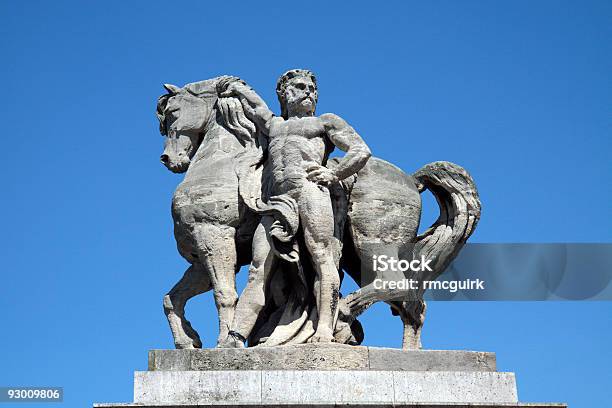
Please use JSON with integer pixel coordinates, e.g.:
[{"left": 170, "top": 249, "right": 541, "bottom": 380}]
[{"left": 276, "top": 69, "right": 318, "bottom": 118}]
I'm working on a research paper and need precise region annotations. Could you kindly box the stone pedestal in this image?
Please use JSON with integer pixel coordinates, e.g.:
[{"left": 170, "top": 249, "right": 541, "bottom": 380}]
[{"left": 94, "top": 344, "right": 566, "bottom": 408}]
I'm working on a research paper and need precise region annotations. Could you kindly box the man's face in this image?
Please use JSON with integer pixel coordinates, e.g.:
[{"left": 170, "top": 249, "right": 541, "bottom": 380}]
[{"left": 284, "top": 76, "right": 317, "bottom": 116}]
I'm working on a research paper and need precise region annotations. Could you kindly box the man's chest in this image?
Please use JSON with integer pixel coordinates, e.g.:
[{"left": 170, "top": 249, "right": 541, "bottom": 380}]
[{"left": 270, "top": 117, "right": 325, "bottom": 140}]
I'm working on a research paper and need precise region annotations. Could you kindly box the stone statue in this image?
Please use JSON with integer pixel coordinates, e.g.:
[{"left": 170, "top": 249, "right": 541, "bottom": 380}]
[{"left": 156, "top": 70, "right": 481, "bottom": 349}]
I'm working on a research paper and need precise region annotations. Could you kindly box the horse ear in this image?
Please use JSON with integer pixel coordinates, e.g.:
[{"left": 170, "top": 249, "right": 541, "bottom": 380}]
[{"left": 163, "top": 83, "right": 181, "bottom": 95}]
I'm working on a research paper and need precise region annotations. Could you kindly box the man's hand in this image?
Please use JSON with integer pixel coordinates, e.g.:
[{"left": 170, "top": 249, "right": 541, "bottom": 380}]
[
  {"left": 216, "top": 76, "right": 247, "bottom": 98},
  {"left": 215, "top": 75, "right": 275, "bottom": 135},
  {"left": 306, "top": 165, "right": 338, "bottom": 186}
]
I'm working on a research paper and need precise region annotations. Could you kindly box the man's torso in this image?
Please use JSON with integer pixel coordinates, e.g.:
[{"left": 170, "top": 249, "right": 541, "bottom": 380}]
[{"left": 267, "top": 116, "right": 328, "bottom": 194}]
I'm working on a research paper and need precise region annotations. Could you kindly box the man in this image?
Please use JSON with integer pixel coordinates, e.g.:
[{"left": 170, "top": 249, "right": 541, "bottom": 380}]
[{"left": 220, "top": 69, "right": 371, "bottom": 345}]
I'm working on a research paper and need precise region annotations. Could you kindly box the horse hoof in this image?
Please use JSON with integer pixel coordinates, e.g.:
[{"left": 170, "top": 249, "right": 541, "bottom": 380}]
[
  {"left": 175, "top": 337, "right": 201, "bottom": 349},
  {"left": 175, "top": 342, "right": 196, "bottom": 350}
]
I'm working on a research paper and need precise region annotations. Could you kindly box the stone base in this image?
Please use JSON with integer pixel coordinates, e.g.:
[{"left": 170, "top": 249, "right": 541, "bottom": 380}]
[
  {"left": 94, "top": 346, "right": 566, "bottom": 408},
  {"left": 148, "top": 344, "right": 497, "bottom": 372},
  {"left": 134, "top": 370, "right": 517, "bottom": 405}
]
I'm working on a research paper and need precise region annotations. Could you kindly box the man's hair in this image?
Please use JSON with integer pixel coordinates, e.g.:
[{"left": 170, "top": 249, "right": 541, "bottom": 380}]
[{"left": 276, "top": 69, "right": 317, "bottom": 118}]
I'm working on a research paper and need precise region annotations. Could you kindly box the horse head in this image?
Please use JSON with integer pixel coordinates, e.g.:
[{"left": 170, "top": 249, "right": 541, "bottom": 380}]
[
  {"left": 156, "top": 79, "right": 220, "bottom": 173},
  {"left": 156, "top": 77, "right": 260, "bottom": 173}
]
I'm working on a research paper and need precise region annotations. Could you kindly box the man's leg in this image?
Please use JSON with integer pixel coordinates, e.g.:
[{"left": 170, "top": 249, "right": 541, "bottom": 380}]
[
  {"left": 221, "top": 217, "right": 276, "bottom": 347},
  {"left": 300, "top": 183, "right": 340, "bottom": 342}
]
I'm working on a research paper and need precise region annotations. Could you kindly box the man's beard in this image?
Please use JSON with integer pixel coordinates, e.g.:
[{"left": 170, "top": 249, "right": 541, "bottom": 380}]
[{"left": 288, "top": 96, "right": 315, "bottom": 115}]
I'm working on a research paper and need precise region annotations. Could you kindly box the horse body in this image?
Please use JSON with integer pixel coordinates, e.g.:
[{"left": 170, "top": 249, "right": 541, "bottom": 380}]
[
  {"left": 157, "top": 77, "right": 480, "bottom": 349},
  {"left": 333, "top": 156, "right": 425, "bottom": 347}
]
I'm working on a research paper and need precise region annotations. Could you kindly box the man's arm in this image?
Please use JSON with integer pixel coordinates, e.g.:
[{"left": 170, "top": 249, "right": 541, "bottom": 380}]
[
  {"left": 218, "top": 78, "right": 275, "bottom": 134},
  {"left": 320, "top": 113, "right": 371, "bottom": 181}
]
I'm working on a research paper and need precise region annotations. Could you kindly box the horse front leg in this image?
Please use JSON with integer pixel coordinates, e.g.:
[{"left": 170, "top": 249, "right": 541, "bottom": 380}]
[
  {"left": 194, "top": 224, "right": 239, "bottom": 346},
  {"left": 164, "top": 263, "right": 211, "bottom": 349}
]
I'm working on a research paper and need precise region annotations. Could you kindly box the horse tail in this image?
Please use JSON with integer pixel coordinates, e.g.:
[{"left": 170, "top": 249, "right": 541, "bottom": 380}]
[
  {"left": 412, "top": 160, "right": 481, "bottom": 283},
  {"left": 392, "top": 161, "right": 481, "bottom": 337}
]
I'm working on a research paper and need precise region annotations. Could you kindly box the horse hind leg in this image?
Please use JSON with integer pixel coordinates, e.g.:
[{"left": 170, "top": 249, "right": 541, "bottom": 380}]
[
  {"left": 343, "top": 235, "right": 427, "bottom": 349},
  {"left": 164, "top": 263, "right": 211, "bottom": 349},
  {"left": 390, "top": 300, "right": 427, "bottom": 350}
]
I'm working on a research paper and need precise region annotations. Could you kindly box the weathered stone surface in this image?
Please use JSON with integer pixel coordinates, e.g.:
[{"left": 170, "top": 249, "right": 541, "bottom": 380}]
[
  {"left": 157, "top": 71, "right": 482, "bottom": 350},
  {"left": 148, "top": 346, "right": 496, "bottom": 372},
  {"left": 368, "top": 347, "right": 496, "bottom": 372},
  {"left": 95, "top": 347, "right": 566, "bottom": 408},
  {"left": 134, "top": 371, "right": 260, "bottom": 405},
  {"left": 149, "top": 343, "right": 369, "bottom": 371},
  {"left": 393, "top": 372, "right": 517, "bottom": 404},
  {"left": 133, "top": 370, "right": 518, "bottom": 405},
  {"left": 261, "top": 370, "right": 394, "bottom": 404}
]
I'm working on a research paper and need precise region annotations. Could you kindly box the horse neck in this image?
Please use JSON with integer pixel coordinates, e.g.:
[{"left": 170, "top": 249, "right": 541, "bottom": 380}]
[{"left": 187, "top": 115, "right": 246, "bottom": 173}]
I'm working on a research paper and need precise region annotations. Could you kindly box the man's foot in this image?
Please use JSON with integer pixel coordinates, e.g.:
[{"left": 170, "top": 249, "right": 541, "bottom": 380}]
[
  {"left": 218, "top": 331, "right": 247, "bottom": 348},
  {"left": 308, "top": 330, "right": 335, "bottom": 343}
]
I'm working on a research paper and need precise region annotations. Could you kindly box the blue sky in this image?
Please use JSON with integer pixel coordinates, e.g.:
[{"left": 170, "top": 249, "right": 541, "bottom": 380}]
[{"left": 1, "top": 1, "right": 611, "bottom": 407}]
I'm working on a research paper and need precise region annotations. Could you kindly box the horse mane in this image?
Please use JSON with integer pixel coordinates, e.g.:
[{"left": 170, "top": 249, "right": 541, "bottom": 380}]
[
  {"left": 216, "top": 96, "right": 257, "bottom": 148},
  {"left": 156, "top": 94, "right": 171, "bottom": 135}
]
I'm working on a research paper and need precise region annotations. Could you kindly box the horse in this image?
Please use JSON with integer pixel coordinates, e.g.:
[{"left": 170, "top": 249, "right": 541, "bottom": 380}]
[{"left": 156, "top": 76, "right": 481, "bottom": 349}]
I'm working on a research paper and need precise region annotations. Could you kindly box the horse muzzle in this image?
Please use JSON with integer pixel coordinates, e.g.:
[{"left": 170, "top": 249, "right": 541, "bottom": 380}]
[{"left": 161, "top": 153, "right": 190, "bottom": 173}]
